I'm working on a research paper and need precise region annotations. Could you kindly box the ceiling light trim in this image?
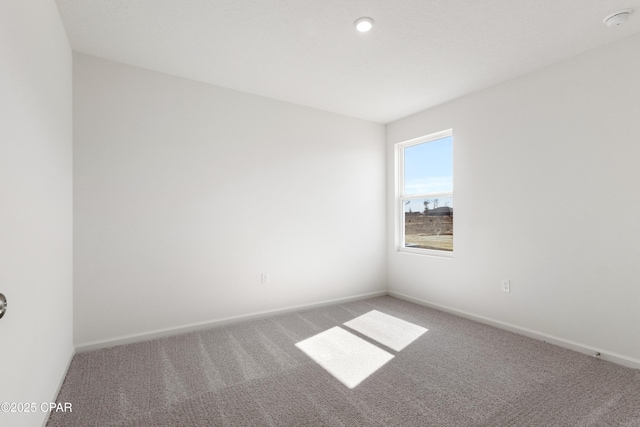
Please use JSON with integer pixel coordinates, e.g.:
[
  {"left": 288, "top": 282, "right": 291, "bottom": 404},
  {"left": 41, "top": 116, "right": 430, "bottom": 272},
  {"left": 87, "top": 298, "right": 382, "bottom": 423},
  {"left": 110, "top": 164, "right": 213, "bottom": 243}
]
[
  {"left": 354, "top": 17, "right": 374, "bottom": 32},
  {"left": 603, "top": 9, "right": 633, "bottom": 27}
]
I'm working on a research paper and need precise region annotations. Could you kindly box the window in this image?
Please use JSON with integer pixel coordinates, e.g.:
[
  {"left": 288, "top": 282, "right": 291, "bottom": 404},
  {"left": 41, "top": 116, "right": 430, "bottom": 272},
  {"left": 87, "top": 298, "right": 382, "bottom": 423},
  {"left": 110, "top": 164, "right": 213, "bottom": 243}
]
[{"left": 396, "top": 129, "right": 453, "bottom": 255}]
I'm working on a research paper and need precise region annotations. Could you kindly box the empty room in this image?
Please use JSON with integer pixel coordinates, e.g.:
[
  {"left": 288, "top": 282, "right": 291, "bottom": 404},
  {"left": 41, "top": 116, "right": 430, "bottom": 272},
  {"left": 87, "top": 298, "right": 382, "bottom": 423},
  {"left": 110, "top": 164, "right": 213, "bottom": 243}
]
[{"left": 2, "top": 0, "right": 640, "bottom": 426}]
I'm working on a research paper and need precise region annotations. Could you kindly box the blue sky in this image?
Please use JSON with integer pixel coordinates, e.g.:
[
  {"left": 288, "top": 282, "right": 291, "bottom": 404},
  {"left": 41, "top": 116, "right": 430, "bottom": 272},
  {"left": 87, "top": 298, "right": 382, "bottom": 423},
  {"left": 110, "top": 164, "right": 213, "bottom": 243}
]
[{"left": 403, "top": 135, "right": 453, "bottom": 213}]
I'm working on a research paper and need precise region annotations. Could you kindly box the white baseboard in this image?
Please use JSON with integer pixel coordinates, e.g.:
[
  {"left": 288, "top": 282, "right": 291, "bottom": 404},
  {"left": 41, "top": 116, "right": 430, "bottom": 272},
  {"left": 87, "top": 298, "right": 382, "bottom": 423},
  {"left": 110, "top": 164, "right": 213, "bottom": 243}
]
[
  {"left": 75, "top": 290, "right": 387, "bottom": 353},
  {"left": 42, "top": 345, "right": 75, "bottom": 427},
  {"left": 388, "top": 290, "right": 640, "bottom": 371}
]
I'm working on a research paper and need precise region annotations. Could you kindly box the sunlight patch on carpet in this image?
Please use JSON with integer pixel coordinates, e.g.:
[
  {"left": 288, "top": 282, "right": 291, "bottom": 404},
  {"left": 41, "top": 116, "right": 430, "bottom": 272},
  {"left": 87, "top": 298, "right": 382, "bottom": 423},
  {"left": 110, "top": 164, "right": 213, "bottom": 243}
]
[
  {"left": 295, "top": 326, "right": 394, "bottom": 389},
  {"left": 344, "top": 310, "right": 427, "bottom": 352}
]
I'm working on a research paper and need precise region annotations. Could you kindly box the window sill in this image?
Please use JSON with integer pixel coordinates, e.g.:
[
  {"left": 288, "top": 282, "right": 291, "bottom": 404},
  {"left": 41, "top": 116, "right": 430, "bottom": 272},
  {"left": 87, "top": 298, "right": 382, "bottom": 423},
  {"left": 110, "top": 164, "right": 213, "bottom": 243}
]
[{"left": 397, "top": 246, "right": 453, "bottom": 258}]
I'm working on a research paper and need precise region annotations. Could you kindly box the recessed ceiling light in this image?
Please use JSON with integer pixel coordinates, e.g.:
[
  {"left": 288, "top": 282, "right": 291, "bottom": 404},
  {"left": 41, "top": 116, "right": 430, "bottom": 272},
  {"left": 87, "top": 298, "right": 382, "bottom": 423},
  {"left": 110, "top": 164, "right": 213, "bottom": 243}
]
[
  {"left": 603, "top": 9, "right": 633, "bottom": 27},
  {"left": 354, "top": 17, "right": 374, "bottom": 32}
]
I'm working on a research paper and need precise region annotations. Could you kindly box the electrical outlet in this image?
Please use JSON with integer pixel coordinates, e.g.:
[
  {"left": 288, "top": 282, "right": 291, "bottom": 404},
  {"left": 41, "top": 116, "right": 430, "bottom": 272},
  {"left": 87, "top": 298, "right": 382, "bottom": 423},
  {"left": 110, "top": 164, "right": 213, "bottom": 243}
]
[
  {"left": 261, "top": 272, "right": 270, "bottom": 284},
  {"left": 501, "top": 280, "right": 510, "bottom": 292}
]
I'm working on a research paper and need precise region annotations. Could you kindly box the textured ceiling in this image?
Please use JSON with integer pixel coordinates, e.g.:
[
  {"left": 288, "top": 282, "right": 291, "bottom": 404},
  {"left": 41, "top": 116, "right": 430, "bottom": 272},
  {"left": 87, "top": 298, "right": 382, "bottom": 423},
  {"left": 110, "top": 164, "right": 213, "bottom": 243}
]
[{"left": 55, "top": 0, "right": 640, "bottom": 123}]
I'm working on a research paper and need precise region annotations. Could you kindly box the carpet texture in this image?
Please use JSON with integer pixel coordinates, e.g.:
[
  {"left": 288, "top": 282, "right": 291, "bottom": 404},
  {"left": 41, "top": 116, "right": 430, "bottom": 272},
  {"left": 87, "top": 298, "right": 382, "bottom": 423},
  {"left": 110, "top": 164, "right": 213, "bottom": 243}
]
[{"left": 48, "top": 296, "right": 640, "bottom": 426}]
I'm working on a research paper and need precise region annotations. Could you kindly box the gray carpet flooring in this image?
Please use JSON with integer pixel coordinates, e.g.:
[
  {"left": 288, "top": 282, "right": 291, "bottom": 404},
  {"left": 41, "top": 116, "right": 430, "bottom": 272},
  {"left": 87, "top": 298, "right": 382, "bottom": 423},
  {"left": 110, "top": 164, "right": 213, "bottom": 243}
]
[{"left": 48, "top": 296, "right": 640, "bottom": 426}]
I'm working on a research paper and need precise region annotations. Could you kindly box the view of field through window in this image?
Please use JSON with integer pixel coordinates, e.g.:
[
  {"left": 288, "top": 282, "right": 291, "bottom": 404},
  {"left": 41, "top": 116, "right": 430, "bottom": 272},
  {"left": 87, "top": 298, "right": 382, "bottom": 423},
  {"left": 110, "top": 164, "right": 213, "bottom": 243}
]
[{"left": 401, "top": 134, "right": 453, "bottom": 252}]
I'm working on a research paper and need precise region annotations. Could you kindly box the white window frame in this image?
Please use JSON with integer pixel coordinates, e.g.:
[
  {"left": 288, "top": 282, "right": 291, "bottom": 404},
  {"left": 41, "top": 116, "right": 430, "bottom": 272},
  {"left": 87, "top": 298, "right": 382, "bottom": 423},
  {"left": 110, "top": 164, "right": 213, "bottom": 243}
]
[{"left": 396, "top": 129, "right": 453, "bottom": 257}]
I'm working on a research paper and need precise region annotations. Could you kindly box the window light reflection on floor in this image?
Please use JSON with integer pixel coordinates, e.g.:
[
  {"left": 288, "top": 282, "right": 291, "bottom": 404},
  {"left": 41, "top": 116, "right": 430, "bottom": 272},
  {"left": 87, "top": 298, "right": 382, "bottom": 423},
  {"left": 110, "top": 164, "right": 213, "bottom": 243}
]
[{"left": 295, "top": 311, "right": 428, "bottom": 388}]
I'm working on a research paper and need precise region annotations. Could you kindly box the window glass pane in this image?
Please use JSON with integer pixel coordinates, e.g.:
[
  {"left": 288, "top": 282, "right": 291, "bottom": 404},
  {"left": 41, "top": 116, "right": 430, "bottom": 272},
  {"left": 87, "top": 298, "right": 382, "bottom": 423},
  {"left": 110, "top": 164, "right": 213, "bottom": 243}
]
[
  {"left": 403, "top": 136, "right": 452, "bottom": 195},
  {"left": 404, "top": 196, "right": 453, "bottom": 251}
]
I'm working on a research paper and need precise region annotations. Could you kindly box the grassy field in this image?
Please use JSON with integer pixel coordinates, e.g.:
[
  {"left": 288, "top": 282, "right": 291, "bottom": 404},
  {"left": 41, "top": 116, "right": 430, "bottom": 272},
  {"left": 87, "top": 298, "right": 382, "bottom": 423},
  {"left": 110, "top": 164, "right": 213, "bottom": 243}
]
[
  {"left": 405, "top": 234, "right": 453, "bottom": 251},
  {"left": 405, "top": 213, "right": 453, "bottom": 251}
]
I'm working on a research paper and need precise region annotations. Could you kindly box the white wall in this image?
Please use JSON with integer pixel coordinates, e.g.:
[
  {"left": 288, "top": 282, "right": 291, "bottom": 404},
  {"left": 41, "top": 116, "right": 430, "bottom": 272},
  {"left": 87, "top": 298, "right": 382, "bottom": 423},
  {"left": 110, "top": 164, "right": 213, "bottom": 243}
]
[
  {"left": 387, "top": 32, "right": 640, "bottom": 364},
  {"left": 0, "top": 1, "right": 73, "bottom": 426},
  {"left": 73, "top": 54, "right": 386, "bottom": 347}
]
